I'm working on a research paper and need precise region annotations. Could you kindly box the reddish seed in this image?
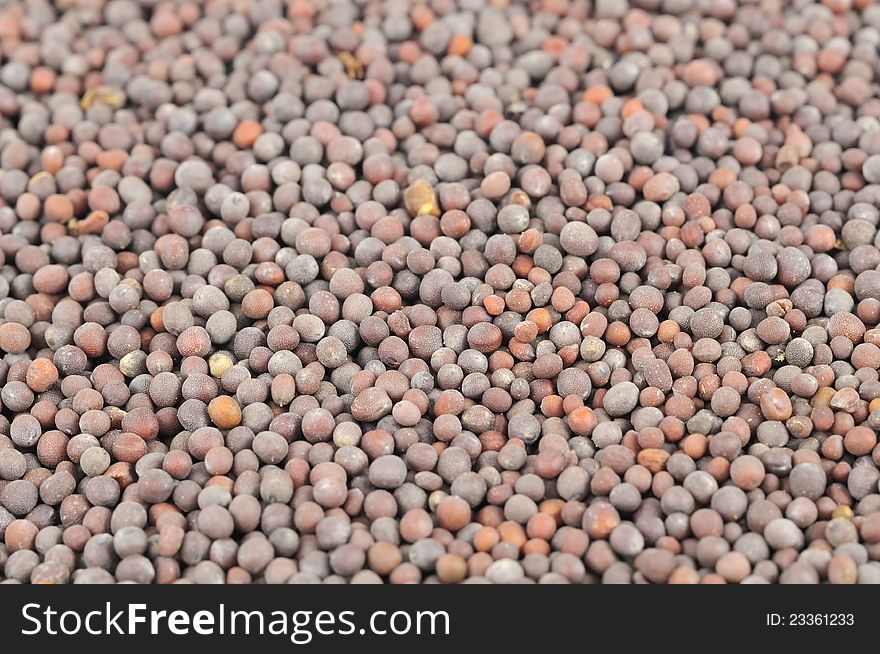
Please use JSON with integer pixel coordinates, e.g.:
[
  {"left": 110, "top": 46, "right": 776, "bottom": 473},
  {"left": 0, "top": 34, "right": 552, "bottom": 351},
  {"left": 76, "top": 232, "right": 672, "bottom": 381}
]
[{"left": 0, "top": 0, "right": 875, "bottom": 588}]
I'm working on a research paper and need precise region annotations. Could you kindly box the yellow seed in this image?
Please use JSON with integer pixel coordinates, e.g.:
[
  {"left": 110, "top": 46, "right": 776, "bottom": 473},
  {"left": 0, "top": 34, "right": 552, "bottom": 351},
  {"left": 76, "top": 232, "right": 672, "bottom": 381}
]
[
  {"left": 80, "top": 88, "right": 95, "bottom": 110},
  {"left": 209, "top": 352, "right": 233, "bottom": 378},
  {"left": 119, "top": 350, "right": 146, "bottom": 378},
  {"left": 403, "top": 179, "right": 440, "bottom": 217},
  {"left": 832, "top": 505, "right": 854, "bottom": 521},
  {"left": 81, "top": 86, "right": 126, "bottom": 110},
  {"left": 27, "top": 171, "right": 51, "bottom": 190},
  {"left": 337, "top": 52, "right": 363, "bottom": 80}
]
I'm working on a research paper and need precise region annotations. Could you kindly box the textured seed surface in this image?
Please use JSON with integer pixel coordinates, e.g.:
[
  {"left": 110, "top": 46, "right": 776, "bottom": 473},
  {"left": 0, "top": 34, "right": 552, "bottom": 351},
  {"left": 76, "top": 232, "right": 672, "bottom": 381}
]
[{"left": 0, "top": 0, "right": 879, "bottom": 586}]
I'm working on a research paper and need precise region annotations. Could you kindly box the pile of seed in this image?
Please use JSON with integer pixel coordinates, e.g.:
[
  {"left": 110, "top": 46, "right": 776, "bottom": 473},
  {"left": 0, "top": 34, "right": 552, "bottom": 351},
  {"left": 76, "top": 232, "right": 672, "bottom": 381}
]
[{"left": 0, "top": 0, "right": 879, "bottom": 585}]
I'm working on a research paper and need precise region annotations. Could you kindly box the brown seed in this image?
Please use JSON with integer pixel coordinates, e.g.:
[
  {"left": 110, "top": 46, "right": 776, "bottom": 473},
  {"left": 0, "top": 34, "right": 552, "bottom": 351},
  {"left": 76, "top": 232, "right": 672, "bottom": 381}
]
[
  {"left": 0, "top": 0, "right": 878, "bottom": 588},
  {"left": 0, "top": 323, "right": 31, "bottom": 354},
  {"left": 760, "top": 388, "right": 792, "bottom": 421},
  {"left": 351, "top": 388, "right": 393, "bottom": 422},
  {"left": 26, "top": 358, "right": 59, "bottom": 392},
  {"left": 636, "top": 449, "right": 670, "bottom": 474}
]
